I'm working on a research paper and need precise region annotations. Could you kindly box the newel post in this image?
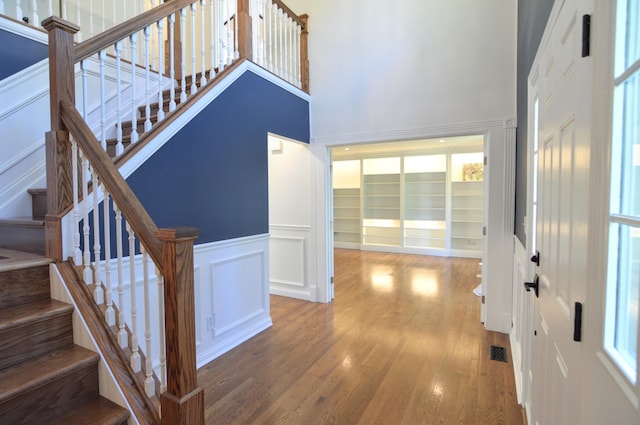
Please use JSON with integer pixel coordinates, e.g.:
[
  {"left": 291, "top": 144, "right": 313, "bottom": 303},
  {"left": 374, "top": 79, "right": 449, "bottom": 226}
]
[
  {"left": 299, "top": 14, "right": 309, "bottom": 93},
  {"left": 237, "top": 0, "right": 252, "bottom": 59},
  {"left": 42, "top": 17, "right": 79, "bottom": 261},
  {"left": 155, "top": 227, "right": 204, "bottom": 425}
]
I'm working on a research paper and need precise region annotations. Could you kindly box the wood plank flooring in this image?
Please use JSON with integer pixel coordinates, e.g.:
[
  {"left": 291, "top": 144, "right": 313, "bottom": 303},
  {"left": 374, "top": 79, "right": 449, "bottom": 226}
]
[{"left": 198, "top": 249, "right": 525, "bottom": 425}]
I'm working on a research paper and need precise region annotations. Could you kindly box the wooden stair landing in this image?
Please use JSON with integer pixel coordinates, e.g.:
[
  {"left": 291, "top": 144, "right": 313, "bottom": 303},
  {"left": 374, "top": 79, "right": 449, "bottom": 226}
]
[{"left": 0, "top": 253, "right": 129, "bottom": 425}]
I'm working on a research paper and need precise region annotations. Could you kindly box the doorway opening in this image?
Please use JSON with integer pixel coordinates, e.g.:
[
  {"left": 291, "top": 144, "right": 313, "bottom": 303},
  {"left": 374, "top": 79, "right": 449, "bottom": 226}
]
[{"left": 330, "top": 135, "right": 485, "bottom": 260}]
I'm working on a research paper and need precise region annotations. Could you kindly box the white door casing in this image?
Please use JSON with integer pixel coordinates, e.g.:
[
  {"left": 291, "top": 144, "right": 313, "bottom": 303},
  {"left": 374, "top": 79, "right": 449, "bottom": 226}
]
[{"left": 528, "top": 0, "right": 592, "bottom": 423}]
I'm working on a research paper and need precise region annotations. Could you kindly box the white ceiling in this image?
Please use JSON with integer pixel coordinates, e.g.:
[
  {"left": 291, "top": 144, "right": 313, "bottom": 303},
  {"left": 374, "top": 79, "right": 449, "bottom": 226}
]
[{"left": 331, "top": 135, "right": 484, "bottom": 160}]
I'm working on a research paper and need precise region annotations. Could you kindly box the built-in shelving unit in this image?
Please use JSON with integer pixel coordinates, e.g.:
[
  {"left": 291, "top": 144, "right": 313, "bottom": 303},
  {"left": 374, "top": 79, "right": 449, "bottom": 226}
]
[
  {"left": 404, "top": 171, "right": 447, "bottom": 249},
  {"left": 451, "top": 181, "right": 483, "bottom": 251},
  {"left": 333, "top": 188, "right": 361, "bottom": 245},
  {"left": 332, "top": 148, "right": 484, "bottom": 258},
  {"left": 362, "top": 173, "right": 401, "bottom": 246}
]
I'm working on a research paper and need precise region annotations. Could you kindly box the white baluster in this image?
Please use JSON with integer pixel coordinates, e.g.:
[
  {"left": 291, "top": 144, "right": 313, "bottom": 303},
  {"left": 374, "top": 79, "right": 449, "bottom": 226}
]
[
  {"left": 92, "top": 168, "right": 103, "bottom": 304},
  {"left": 79, "top": 59, "right": 92, "bottom": 284},
  {"left": 218, "top": 0, "right": 226, "bottom": 70},
  {"left": 15, "top": 2, "right": 23, "bottom": 22},
  {"left": 122, "top": 0, "right": 126, "bottom": 24},
  {"left": 30, "top": 0, "right": 39, "bottom": 27},
  {"left": 89, "top": 0, "right": 94, "bottom": 38},
  {"left": 62, "top": 0, "right": 67, "bottom": 19},
  {"left": 127, "top": 223, "right": 141, "bottom": 372},
  {"left": 169, "top": 13, "right": 177, "bottom": 111},
  {"left": 101, "top": 0, "right": 105, "bottom": 33},
  {"left": 115, "top": 41, "right": 124, "bottom": 156},
  {"left": 210, "top": 0, "right": 216, "bottom": 79},
  {"left": 81, "top": 151, "right": 92, "bottom": 284},
  {"left": 71, "top": 138, "right": 82, "bottom": 265},
  {"left": 143, "top": 26, "right": 152, "bottom": 132},
  {"left": 130, "top": 32, "right": 139, "bottom": 143},
  {"left": 150, "top": 2, "right": 157, "bottom": 69},
  {"left": 115, "top": 206, "right": 127, "bottom": 348},
  {"left": 190, "top": 2, "right": 197, "bottom": 95},
  {"left": 200, "top": 0, "right": 206, "bottom": 87},
  {"left": 278, "top": 8, "right": 284, "bottom": 78},
  {"left": 76, "top": 2, "right": 82, "bottom": 42},
  {"left": 233, "top": 0, "right": 239, "bottom": 59},
  {"left": 284, "top": 15, "right": 290, "bottom": 82},
  {"left": 81, "top": 59, "right": 88, "bottom": 121},
  {"left": 157, "top": 19, "right": 165, "bottom": 121},
  {"left": 267, "top": 1, "right": 273, "bottom": 72},
  {"left": 226, "top": 0, "right": 233, "bottom": 65},
  {"left": 103, "top": 190, "right": 115, "bottom": 326},
  {"left": 47, "top": 0, "right": 53, "bottom": 18},
  {"left": 179, "top": 7, "right": 187, "bottom": 103},
  {"left": 99, "top": 50, "right": 107, "bottom": 151},
  {"left": 296, "top": 23, "right": 302, "bottom": 88},
  {"left": 257, "top": 0, "right": 265, "bottom": 67},
  {"left": 155, "top": 267, "right": 166, "bottom": 392},
  {"left": 142, "top": 248, "right": 155, "bottom": 397},
  {"left": 0, "top": 2, "right": 5, "bottom": 16}
]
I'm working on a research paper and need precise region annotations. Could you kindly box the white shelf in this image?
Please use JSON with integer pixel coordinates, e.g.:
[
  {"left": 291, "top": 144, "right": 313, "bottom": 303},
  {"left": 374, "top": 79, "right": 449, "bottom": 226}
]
[{"left": 333, "top": 188, "right": 361, "bottom": 245}]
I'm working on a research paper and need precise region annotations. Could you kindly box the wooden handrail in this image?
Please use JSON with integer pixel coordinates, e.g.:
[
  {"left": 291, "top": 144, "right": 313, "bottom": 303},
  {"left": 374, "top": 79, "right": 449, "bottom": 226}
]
[
  {"left": 75, "top": 0, "right": 194, "bottom": 62},
  {"left": 272, "top": 0, "right": 305, "bottom": 27},
  {"left": 59, "top": 100, "right": 164, "bottom": 269}
]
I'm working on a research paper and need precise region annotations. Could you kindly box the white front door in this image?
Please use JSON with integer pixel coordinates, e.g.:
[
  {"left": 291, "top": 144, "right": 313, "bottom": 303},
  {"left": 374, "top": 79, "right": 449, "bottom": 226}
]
[{"left": 528, "top": 0, "right": 592, "bottom": 423}]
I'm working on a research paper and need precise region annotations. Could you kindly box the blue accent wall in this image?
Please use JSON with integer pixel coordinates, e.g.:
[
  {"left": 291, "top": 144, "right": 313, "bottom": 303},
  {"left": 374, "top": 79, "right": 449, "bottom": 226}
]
[
  {"left": 515, "top": 0, "right": 555, "bottom": 244},
  {"left": 0, "top": 29, "right": 48, "bottom": 80},
  {"left": 127, "top": 71, "right": 310, "bottom": 244}
]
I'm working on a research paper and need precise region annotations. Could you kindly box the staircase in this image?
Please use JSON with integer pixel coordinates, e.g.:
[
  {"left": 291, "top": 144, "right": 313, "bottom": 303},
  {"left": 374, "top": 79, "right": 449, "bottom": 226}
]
[
  {"left": 0, "top": 249, "right": 130, "bottom": 425},
  {"left": 106, "top": 74, "right": 205, "bottom": 158}
]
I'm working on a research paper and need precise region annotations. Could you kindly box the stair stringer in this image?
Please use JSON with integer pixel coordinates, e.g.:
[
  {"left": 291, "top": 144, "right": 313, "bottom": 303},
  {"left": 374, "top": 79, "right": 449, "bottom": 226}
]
[{"left": 49, "top": 263, "right": 143, "bottom": 425}]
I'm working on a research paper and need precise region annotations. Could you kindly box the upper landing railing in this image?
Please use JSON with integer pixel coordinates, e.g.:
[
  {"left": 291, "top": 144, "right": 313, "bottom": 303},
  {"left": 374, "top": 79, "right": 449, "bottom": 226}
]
[{"left": 42, "top": 0, "right": 307, "bottom": 424}]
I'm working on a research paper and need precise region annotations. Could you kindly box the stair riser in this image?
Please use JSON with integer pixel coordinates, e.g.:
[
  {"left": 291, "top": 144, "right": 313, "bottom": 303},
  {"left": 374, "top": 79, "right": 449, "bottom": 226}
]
[
  {"left": 0, "top": 312, "right": 73, "bottom": 370},
  {"left": 27, "top": 190, "right": 47, "bottom": 221},
  {"left": 0, "top": 223, "right": 45, "bottom": 256},
  {"left": 121, "top": 116, "right": 160, "bottom": 134},
  {"left": 0, "top": 361, "right": 99, "bottom": 425},
  {"left": 0, "top": 265, "right": 50, "bottom": 309}
]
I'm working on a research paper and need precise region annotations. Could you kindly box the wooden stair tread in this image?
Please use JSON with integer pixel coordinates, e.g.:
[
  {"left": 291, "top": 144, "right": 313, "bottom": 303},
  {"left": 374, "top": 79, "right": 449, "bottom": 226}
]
[
  {"left": 0, "top": 345, "right": 98, "bottom": 402},
  {"left": 0, "top": 299, "right": 72, "bottom": 332},
  {"left": 39, "top": 396, "right": 130, "bottom": 425},
  {"left": 0, "top": 249, "right": 51, "bottom": 273},
  {"left": 0, "top": 217, "right": 45, "bottom": 227}
]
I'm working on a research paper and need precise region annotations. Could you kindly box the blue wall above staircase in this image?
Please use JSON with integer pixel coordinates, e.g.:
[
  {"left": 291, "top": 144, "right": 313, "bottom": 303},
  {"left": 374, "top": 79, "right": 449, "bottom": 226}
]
[
  {"left": 0, "top": 29, "right": 47, "bottom": 80},
  {"left": 127, "top": 70, "right": 310, "bottom": 244}
]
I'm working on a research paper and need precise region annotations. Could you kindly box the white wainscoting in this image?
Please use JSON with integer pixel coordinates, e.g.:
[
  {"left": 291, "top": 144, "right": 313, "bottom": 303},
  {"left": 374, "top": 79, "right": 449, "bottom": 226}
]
[
  {"left": 194, "top": 234, "right": 272, "bottom": 368},
  {"left": 510, "top": 235, "right": 532, "bottom": 407},
  {"left": 269, "top": 224, "right": 315, "bottom": 301},
  {"left": 58, "top": 233, "right": 271, "bottom": 373}
]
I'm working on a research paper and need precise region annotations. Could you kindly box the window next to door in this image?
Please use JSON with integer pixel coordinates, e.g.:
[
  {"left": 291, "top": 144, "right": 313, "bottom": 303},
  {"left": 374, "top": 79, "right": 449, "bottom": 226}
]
[{"left": 604, "top": 0, "right": 640, "bottom": 386}]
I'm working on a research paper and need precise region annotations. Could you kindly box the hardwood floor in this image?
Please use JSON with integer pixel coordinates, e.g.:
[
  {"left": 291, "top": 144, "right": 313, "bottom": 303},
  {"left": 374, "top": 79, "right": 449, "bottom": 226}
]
[{"left": 198, "top": 249, "right": 525, "bottom": 425}]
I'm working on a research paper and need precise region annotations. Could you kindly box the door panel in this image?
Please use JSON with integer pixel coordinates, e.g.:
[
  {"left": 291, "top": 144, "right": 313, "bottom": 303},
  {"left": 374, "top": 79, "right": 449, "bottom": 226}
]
[{"left": 530, "top": 0, "right": 590, "bottom": 423}]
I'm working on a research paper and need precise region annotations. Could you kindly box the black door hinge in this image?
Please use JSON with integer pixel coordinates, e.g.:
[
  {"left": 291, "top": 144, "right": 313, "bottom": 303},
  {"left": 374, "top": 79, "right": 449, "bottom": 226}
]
[
  {"left": 573, "top": 302, "right": 583, "bottom": 342},
  {"left": 582, "top": 14, "right": 591, "bottom": 57}
]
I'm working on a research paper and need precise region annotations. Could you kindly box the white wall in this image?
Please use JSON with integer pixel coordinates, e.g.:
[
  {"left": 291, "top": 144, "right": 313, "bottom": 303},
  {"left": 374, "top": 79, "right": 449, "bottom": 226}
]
[
  {"left": 284, "top": 0, "right": 517, "bottom": 332},
  {"left": 286, "top": 0, "right": 517, "bottom": 143},
  {"left": 268, "top": 135, "right": 325, "bottom": 301}
]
